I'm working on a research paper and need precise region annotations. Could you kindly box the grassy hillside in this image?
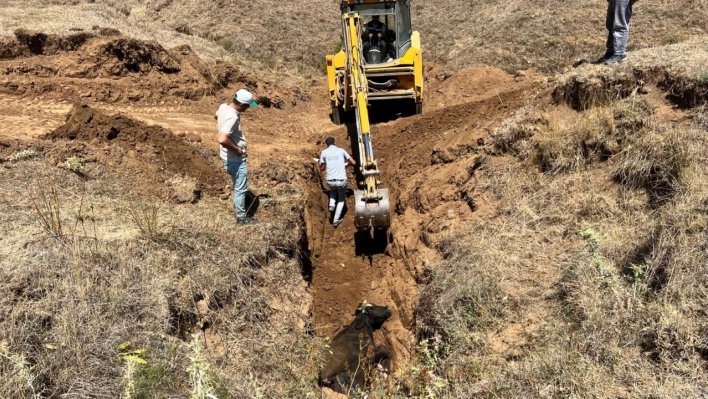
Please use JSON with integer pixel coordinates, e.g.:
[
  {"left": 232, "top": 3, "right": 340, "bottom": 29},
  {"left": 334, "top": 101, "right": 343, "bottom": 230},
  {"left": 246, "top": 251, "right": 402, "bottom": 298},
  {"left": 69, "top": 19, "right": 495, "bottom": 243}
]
[
  {"left": 415, "top": 99, "right": 708, "bottom": 397},
  {"left": 6, "top": 0, "right": 708, "bottom": 78}
]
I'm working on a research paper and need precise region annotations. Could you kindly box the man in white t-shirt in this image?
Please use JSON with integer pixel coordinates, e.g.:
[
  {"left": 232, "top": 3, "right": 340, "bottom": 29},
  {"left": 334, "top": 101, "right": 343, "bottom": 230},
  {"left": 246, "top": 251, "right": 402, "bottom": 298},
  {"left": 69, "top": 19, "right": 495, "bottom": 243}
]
[
  {"left": 215, "top": 89, "right": 258, "bottom": 225},
  {"left": 318, "top": 137, "right": 356, "bottom": 227}
]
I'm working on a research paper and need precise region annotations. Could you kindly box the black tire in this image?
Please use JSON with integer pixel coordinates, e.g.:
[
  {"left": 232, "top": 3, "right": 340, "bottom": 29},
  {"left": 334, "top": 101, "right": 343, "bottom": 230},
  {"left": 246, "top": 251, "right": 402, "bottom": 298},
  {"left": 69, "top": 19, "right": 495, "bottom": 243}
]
[{"left": 332, "top": 106, "right": 342, "bottom": 125}]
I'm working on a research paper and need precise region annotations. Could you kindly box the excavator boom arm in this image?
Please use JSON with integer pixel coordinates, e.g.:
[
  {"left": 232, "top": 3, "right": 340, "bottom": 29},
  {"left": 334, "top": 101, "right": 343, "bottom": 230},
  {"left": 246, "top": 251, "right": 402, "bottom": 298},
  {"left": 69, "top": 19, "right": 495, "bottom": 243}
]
[{"left": 342, "top": 12, "right": 390, "bottom": 230}]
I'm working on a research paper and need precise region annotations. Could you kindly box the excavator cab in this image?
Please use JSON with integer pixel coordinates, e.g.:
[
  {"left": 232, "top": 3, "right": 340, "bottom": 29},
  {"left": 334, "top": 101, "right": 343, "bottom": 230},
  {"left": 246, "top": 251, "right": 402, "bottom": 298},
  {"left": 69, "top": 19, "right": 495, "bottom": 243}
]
[
  {"left": 327, "top": 0, "right": 424, "bottom": 124},
  {"left": 346, "top": 2, "right": 410, "bottom": 65},
  {"left": 355, "top": 8, "right": 396, "bottom": 65}
]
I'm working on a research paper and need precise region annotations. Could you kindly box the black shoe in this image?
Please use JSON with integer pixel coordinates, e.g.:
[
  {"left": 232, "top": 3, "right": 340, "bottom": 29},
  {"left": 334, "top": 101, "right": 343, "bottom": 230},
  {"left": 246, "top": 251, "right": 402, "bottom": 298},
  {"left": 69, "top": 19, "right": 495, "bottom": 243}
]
[
  {"left": 593, "top": 50, "right": 614, "bottom": 64},
  {"left": 236, "top": 217, "right": 260, "bottom": 226},
  {"left": 604, "top": 54, "right": 627, "bottom": 65}
]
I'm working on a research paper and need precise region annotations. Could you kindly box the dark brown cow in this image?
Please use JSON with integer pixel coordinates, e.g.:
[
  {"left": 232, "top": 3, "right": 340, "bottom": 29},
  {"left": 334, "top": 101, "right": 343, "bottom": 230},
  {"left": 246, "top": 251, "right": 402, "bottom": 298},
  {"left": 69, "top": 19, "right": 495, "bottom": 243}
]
[{"left": 320, "top": 301, "right": 392, "bottom": 396}]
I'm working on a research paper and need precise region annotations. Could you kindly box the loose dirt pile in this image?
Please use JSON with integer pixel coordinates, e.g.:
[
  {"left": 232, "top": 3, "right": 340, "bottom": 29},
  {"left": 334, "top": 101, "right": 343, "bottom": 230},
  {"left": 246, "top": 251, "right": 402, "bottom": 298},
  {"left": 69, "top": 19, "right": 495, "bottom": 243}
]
[
  {"left": 44, "top": 103, "right": 224, "bottom": 195},
  {"left": 0, "top": 29, "right": 94, "bottom": 59},
  {"left": 0, "top": 30, "right": 289, "bottom": 108}
]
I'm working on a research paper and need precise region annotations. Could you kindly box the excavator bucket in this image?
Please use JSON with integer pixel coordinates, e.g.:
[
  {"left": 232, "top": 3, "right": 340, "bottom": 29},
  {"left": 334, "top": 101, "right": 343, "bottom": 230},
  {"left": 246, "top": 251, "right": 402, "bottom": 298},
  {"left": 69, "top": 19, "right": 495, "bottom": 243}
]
[{"left": 354, "top": 188, "right": 390, "bottom": 230}]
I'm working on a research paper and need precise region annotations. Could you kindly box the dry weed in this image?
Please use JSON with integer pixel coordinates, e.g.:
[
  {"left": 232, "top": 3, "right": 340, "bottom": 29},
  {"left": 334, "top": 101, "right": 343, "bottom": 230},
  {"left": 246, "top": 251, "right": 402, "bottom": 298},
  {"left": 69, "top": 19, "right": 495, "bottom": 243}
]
[
  {"left": 416, "top": 92, "right": 708, "bottom": 397},
  {"left": 557, "top": 38, "right": 708, "bottom": 110},
  {"left": 694, "top": 105, "right": 708, "bottom": 130},
  {"left": 167, "top": 174, "right": 199, "bottom": 204},
  {"left": 613, "top": 126, "right": 699, "bottom": 205},
  {"left": 491, "top": 105, "right": 545, "bottom": 158},
  {"left": 9, "top": 148, "right": 38, "bottom": 162},
  {"left": 0, "top": 157, "right": 318, "bottom": 398}
]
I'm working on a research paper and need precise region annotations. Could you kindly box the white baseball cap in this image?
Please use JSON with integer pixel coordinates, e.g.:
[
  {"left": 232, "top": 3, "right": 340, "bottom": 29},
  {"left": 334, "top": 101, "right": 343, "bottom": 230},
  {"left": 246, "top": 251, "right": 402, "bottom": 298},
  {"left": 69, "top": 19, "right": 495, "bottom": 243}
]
[{"left": 234, "top": 89, "right": 258, "bottom": 107}]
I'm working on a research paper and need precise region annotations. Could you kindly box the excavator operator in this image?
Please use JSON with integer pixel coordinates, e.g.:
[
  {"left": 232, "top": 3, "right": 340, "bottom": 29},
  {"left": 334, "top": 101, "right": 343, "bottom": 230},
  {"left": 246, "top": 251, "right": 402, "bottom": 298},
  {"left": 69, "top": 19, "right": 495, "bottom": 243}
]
[{"left": 363, "top": 15, "right": 389, "bottom": 63}]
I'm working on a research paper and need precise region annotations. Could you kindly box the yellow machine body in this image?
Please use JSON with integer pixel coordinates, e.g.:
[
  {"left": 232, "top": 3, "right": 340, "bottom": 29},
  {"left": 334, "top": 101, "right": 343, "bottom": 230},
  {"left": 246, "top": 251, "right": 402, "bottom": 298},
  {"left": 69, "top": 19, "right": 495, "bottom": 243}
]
[
  {"left": 337, "top": 11, "right": 391, "bottom": 231},
  {"left": 326, "top": 0, "right": 424, "bottom": 123}
]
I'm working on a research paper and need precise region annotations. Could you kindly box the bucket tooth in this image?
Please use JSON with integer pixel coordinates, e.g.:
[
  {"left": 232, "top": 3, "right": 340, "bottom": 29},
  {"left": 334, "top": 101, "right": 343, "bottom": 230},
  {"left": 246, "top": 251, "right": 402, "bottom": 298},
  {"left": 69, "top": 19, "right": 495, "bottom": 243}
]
[{"left": 354, "top": 189, "right": 390, "bottom": 230}]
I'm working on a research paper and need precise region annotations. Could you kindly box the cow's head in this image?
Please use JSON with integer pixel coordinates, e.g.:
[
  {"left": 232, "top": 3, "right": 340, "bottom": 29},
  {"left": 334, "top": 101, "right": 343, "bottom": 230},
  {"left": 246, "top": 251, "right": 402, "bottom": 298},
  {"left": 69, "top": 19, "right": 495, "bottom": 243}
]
[{"left": 353, "top": 301, "right": 392, "bottom": 330}]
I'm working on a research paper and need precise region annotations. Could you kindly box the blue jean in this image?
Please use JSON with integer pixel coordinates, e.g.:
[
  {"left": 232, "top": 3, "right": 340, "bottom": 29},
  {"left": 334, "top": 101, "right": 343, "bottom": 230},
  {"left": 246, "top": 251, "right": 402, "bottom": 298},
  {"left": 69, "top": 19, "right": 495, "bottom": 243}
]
[
  {"left": 223, "top": 160, "right": 248, "bottom": 219},
  {"left": 606, "top": 0, "right": 633, "bottom": 56}
]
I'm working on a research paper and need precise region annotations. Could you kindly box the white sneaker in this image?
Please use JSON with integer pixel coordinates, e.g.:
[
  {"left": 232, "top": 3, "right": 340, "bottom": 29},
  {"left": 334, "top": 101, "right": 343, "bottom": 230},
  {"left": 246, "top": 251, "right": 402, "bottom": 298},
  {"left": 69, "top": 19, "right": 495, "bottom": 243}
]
[
  {"left": 333, "top": 219, "right": 342, "bottom": 228},
  {"left": 328, "top": 205, "right": 335, "bottom": 212}
]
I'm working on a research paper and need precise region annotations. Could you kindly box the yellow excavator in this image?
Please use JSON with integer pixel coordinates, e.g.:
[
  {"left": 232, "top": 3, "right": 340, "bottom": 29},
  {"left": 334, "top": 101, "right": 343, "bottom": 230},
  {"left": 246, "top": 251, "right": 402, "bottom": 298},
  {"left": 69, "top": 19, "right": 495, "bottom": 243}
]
[{"left": 325, "top": 0, "right": 423, "bottom": 231}]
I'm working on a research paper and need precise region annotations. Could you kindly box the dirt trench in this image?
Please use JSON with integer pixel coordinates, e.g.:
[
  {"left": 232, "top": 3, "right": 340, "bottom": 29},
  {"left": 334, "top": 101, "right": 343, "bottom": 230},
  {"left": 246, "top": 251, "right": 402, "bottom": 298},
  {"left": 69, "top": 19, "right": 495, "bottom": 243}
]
[
  {"left": 302, "top": 73, "right": 544, "bottom": 371},
  {"left": 303, "top": 125, "right": 418, "bottom": 368}
]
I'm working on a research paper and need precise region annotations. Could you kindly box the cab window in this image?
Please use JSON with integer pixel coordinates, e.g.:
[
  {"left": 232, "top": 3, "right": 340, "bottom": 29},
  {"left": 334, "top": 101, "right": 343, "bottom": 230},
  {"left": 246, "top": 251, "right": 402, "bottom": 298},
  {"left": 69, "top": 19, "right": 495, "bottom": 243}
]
[{"left": 397, "top": 1, "right": 412, "bottom": 46}]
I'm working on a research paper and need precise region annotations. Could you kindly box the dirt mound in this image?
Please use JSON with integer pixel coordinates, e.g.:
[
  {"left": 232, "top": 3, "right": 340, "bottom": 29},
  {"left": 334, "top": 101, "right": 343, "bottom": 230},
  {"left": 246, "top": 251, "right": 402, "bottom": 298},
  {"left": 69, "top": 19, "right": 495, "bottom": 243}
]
[
  {"left": 83, "top": 38, "right": 181, "bottom": 77},
  {"left": 0, "top": 32, "right": 291, "bottom": 107},
  {"left": 425, "top": 65, "right": 543, "bottom": 111},
  {"left": 45, "top": 103, "right": 223, "bottom": 195}
]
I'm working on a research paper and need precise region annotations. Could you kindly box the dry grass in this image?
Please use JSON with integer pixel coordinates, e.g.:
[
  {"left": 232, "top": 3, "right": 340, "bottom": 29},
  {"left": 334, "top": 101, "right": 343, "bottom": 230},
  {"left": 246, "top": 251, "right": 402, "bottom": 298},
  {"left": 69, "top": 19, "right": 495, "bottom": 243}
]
[
  {"left": 695, "top": 105, "right": 708, "bottom": 130},
  {"left": 0, "top": 157, "right": 320, "bottom": 398},
  {"left": 556, "top": 38, "right": 708, "bottom": 110},
  {"left": 491, "top": 105, "right": 545, "bottom": 158},
  {"left": 412, "top": 85, "right": 708, "bottom": 397},
  {"left": 414, "top": 0, "right": 708, "bottom": 74},
  {"left": 5, "top": 0, "right": 707, "bottom": 79}
]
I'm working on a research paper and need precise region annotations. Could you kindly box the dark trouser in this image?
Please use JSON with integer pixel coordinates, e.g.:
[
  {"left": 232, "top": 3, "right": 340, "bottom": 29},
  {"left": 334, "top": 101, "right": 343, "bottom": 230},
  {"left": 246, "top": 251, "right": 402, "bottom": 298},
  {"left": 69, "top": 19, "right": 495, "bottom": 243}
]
[
  {"left": 606, "top": 0, "right": 633, "bottom": 56},
  {"left": 327, "top": 180, "right": 347, "bottom": 223}
]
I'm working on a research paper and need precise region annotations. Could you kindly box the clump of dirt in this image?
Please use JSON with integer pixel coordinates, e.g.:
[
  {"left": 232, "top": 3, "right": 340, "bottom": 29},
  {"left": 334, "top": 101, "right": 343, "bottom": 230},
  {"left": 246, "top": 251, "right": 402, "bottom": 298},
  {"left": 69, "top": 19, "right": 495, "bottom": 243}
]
[
  {"left": 0, "top": 29, "right": 94, "bottom": 60},
  {"left": 45, "top": 103, "right": 223, "bottom": 195},
  {"left": 98, "top": 27, "right": 122, "bottom": 37}
]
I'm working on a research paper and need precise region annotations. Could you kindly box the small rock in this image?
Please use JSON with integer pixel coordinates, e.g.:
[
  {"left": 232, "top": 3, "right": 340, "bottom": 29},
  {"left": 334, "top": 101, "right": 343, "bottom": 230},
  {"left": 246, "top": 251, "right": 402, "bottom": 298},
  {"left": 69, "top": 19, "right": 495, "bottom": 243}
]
[{"left": 184, "top": 133, "right": 201, "bottom": 142}]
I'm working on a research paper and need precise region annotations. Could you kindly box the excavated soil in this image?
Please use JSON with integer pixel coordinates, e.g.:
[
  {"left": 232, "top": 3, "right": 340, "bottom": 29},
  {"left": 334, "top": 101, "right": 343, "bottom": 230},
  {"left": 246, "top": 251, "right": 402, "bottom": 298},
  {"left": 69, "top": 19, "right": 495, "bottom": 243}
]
[
  {"left": 44, "top": 103, "right": 224, "bottom": 195},
  {"left": 0, "top": 30, "right": 290, "bottom": 109}
]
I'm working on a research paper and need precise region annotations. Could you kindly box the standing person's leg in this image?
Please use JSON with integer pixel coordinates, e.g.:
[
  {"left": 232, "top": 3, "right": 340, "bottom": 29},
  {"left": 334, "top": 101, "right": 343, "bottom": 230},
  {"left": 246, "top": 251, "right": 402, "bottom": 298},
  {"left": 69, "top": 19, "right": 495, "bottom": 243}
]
[
  {"left": 606, "top": 0, "right": 632, "bottom": 64},
  {"left": 234, "top": 162, "right": 248, "bottom": 219},
  {"left": 328, "top": 185, "right": 337, "bottom": 212},
  {"left": 594, "top": 0, "right": 617, "bottom": 64},
  {"left": 606, "top": 0, "right": 616, "bottom": 55},
  {"left": 225, "top": 161, "right": 248, "bottom": 220},
  {"left": 333, "top": 184, "right": 347, "bottom": 226}
]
